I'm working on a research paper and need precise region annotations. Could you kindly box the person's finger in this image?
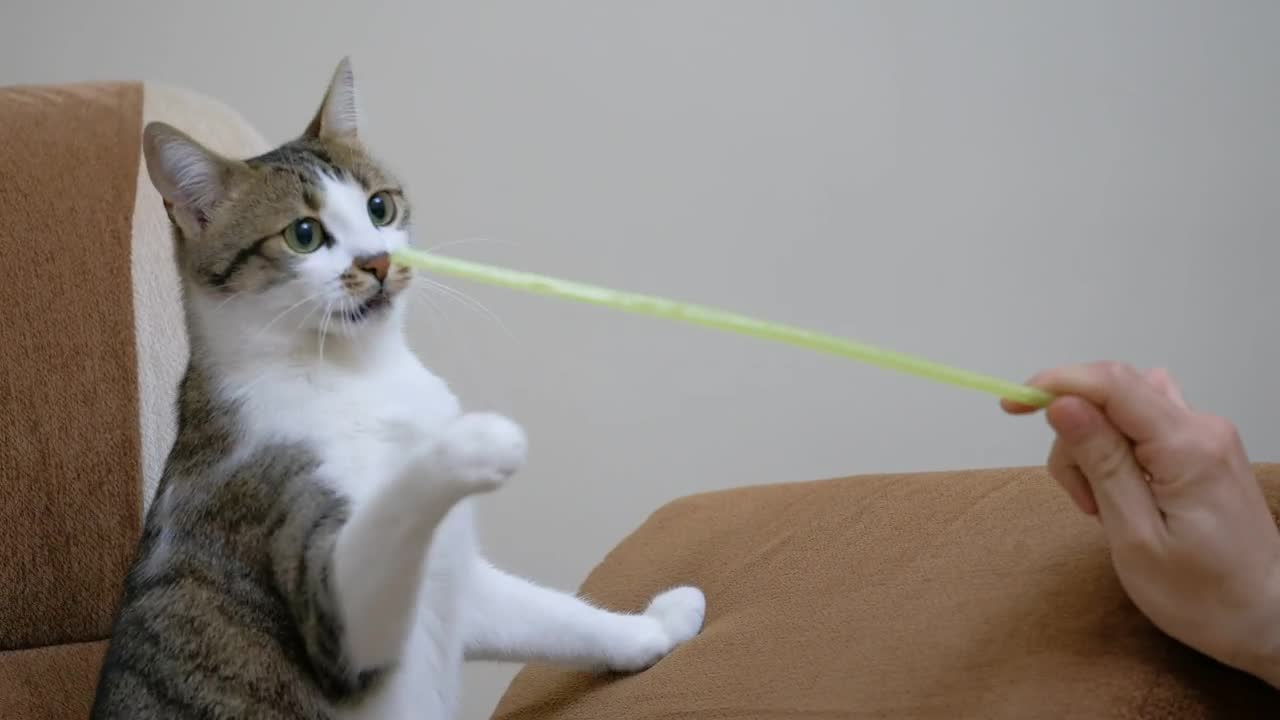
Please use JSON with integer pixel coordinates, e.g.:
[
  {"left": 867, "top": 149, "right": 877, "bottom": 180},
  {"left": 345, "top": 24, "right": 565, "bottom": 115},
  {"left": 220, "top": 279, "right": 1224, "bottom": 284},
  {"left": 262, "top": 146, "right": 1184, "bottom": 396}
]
[
  {"left": 1000, "top": 397, "right": 1041, "bottom": 414},
  {"left": 1143, "top": 367, "right": 1189, "bottom": 410},
  {"left": 1001, "top": 369, "right": 1055, "bottom": 414},
  {"left": 1005, "top": 364, "right": 1191, "bottom": 416},
  {"left": 1031, "top": 362, "right": 1183, "bottom": 443},
  {"left": 1001, "top": 369, "right": 1057, "bottom": 414},
  {"left": 1047, "top": 437, "right": 1099, "bottom": 515},
  {"left": 1046, "top": 396, "right": 1163, "bottom": 543}
]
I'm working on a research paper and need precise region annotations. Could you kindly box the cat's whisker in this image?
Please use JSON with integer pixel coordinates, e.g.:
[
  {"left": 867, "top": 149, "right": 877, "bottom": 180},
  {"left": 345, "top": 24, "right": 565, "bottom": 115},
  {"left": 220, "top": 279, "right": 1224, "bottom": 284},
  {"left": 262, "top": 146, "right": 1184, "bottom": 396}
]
[
  {"left": 233, "top": 367, "right": 276, "bottom": 399},
  {"left": 420, "top": 277, "right": 494, "bottom": 317},
  {"left": 251, "top": 291, "right": 327, "bottom": 343},
  {"left": 213, "top": 290, "right": 246, "bottom": 311},
  {"left": 317, "top": 300, "right": 334, "bottom": 364},
  {"left": 407, "top": 284, "right": 450, "bottom": 326},
  {"left": 341, "top": 298, "right": 356, "bottom": 339},
  {"left": 419, "top": 236, "right": 517, "bottom": 255},
  {"left": 419, "top": 277, "right": 516, "bottom": 343},
  {"left": 406, "top": 286, "right": 458, "bottom": 350},
  {"left": 293, "top": 299, "right": 325, "bottom": 335},
  {"left": 334, "top": 297, "right": 349, "bottom": 337}
]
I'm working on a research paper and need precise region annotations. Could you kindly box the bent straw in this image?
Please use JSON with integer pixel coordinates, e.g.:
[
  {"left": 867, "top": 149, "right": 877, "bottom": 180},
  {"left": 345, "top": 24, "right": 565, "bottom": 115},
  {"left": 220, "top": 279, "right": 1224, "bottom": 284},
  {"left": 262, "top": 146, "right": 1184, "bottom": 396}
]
[{"left": 390, "top": 247, "right": 1053, "bottom": 408}]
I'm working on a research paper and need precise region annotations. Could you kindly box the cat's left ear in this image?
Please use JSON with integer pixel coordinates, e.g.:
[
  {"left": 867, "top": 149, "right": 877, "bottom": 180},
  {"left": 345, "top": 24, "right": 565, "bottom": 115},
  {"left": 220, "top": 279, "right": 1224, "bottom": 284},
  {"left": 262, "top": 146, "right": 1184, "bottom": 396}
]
[
  {"left": 142, "top": 122, "right": 238, "bottom": 237},
  {"left": 305, "top": 57, "right": 360, "bottom": 141}
]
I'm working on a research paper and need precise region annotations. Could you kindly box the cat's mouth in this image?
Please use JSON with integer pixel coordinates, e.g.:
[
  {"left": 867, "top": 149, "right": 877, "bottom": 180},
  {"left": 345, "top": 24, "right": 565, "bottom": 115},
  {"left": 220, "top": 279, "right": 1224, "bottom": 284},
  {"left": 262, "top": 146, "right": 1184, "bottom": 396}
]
[{"left": 343, "top": 291, "right": 394, "bottom": 323}]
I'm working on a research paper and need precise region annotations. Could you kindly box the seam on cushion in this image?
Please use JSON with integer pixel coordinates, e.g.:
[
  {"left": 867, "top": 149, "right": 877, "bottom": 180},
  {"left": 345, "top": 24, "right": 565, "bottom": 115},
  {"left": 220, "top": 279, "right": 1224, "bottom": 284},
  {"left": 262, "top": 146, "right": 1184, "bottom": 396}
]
[{"left": 0, "top": 637, "right": 109, "bottom": 656}]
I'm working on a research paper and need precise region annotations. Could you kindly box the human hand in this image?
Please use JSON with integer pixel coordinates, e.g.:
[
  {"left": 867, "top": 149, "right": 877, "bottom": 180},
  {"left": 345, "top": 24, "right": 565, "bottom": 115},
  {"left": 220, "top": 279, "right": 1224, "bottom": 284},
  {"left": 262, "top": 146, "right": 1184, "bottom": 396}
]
[{"left": 1003, "top": 362, "right": 1280, "bottom": 686}]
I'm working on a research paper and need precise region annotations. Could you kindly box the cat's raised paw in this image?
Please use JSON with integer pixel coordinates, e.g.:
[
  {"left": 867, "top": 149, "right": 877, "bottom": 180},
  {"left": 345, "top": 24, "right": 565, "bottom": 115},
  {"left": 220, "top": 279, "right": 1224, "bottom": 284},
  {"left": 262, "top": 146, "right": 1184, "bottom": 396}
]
[{"left": 433, "top": 412, "right": 527, "bottom": 493}]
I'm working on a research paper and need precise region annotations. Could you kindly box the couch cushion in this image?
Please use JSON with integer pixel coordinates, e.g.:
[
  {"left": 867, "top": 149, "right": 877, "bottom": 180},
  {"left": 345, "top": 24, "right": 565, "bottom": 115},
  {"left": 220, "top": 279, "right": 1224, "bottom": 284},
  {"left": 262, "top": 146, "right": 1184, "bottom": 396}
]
[
  {"left": 0, "top": 641, "right": 107, "bottom": 720},
  {"left": 494, "top": 465, "right": 1280, "bottom": 719},
  {"left": 0, "top": 79, "right": 267, "bottom": 659},
  {"left": 0, "top": 82, "right": 147, "bottom": 651}
]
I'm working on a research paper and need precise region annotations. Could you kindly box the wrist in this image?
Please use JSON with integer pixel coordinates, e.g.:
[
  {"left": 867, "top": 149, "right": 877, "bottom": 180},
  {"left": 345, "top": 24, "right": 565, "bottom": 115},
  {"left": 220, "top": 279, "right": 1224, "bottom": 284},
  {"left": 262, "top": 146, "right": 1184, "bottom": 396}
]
[
  {"left": 1259, "top": 658, "right": 1280, "bottom": 689},
  {"left": 1245, "top": 629, "right": 1280, "bottom": 689},
  {"left": 1243, "top": 541, "right": 1280, "bottom": 688}
]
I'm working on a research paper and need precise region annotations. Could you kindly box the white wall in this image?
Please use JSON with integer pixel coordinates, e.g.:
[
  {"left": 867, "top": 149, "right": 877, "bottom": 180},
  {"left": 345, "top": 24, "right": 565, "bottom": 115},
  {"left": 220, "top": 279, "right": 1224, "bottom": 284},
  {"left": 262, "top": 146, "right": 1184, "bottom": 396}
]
[{"left": 6, "top": 2, "right": 1278, "bottom": 717}]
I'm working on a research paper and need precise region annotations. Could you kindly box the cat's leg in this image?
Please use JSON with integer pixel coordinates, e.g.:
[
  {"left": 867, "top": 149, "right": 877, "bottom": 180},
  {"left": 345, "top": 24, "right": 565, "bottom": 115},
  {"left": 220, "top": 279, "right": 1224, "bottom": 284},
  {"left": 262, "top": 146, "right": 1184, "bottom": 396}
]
[
  {"left": 270, "top": 412, "right": 526, "bottom": 696},
  {"left": 462, "top": 560, "right": 705, "bottom": 672}
]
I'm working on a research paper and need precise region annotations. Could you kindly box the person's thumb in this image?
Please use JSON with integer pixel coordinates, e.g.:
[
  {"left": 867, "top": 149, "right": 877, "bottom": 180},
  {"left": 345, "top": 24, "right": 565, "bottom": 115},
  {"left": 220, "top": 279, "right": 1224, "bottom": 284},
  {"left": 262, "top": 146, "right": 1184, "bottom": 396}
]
[{"left": 1047, "top": 397, "right": 1163, "bottom": 545}]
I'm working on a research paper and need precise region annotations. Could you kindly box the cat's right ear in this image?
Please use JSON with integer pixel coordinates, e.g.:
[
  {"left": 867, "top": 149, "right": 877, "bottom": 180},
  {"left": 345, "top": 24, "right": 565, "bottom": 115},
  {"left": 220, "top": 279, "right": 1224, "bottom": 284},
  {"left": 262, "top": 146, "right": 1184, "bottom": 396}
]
[
  {"left": 142, "top": 122, "right": 234, "bottom": 236},
  {"left": 304, "top": 57, "right": 360, "bottom": 141}
]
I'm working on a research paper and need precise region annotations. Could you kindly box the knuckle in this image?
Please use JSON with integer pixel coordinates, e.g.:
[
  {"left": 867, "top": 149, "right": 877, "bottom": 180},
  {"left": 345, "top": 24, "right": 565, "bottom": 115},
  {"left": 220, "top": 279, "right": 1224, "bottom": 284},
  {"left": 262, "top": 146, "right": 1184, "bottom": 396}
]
[
  {"left": 1048, "top": 441, "right": 1085, "bottom": 483},
  {"left": 1198, "top": 415, "right": 1241, "bottom": 461},
  {"left": 1132, "top": 440, "right": 1161, "bottom": 471},
  {"left": 1098, "top": 361, "right": 1133, "bottom": 381},
  {"left": 1089, "top": 435, "right": 1133, "bottom": 479},
  {"left": 1048, "top": 461, "right": 1074, "bottom": 489},
  {"left": 1143, "top": 366, "right": 1168, "bottom": 387},
  {"left": 1046, "top": 438, "right": 1066, "bottom": 468},
  {"left": 1087, "top": 360, "right": 1142, "bottom": 391},
  {"left": 1112, "top": 526, "right": 1160, "bottom": 556}
]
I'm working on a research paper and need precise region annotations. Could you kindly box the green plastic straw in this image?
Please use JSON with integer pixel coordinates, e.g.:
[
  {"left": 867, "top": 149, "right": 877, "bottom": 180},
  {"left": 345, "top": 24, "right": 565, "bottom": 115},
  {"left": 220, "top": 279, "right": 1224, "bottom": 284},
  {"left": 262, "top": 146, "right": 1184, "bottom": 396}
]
[{"left": 390, "top": 248, "right": 1053, "bottom": 408}]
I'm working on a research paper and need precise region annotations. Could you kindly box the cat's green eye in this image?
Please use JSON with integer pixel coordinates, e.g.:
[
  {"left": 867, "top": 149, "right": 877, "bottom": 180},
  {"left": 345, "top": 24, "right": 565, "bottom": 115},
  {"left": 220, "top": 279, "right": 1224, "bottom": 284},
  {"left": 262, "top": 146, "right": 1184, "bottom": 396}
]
[
  {"left": 367, "top": 191, "right": 396, "bottom": 227},
  {"left": 283, "top": 218, "right": 327, "bottom": 253}
]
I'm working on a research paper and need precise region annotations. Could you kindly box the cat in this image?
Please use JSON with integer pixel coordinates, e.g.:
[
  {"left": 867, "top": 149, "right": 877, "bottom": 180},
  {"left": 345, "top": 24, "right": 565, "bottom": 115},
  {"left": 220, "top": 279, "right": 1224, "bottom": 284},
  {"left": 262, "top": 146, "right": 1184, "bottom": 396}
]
[{"left": 89, "top": 57, "right": 705, "bottom": 720}]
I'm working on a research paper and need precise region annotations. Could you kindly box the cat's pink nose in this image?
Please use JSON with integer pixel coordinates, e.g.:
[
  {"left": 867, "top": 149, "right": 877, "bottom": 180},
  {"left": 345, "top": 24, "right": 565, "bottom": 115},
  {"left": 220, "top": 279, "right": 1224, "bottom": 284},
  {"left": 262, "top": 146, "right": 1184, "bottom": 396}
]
[{"left": 355, "top": 253, "right": 390, "bottom": 283}]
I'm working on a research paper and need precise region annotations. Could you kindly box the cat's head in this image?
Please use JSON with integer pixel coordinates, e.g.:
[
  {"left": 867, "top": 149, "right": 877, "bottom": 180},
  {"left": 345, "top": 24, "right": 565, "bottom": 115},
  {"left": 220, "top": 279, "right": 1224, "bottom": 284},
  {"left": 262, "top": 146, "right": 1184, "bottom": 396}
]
[{"left": 142, "top": 58, "right": 413, "bottom": 343}]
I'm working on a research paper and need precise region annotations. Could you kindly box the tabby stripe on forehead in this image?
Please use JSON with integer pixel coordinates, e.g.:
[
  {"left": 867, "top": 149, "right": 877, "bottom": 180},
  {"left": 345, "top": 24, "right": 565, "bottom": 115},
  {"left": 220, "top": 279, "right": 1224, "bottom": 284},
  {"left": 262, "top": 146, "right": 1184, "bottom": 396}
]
[
  {"left": 298, "top": 145, "right": 337, "bottom": 174},
  {"left": 303, "top": 186, "right": 322, "bottom": 212},
  {"left": 254, "top": 145, "right": 344, "bottom": 181},
  {"left": 208, "top": 235, "right": 274, "bottom": 289}
]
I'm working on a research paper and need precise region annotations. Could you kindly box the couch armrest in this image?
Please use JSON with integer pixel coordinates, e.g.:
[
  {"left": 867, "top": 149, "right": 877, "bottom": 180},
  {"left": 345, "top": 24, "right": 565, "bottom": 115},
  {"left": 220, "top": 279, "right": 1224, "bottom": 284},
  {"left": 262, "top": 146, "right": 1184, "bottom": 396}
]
[
  {"left": 495, "top": 465, "right": 1280, "bottom": 719},
  {"left": 0, "top": 79, "right": 267, "bottom": 718}
]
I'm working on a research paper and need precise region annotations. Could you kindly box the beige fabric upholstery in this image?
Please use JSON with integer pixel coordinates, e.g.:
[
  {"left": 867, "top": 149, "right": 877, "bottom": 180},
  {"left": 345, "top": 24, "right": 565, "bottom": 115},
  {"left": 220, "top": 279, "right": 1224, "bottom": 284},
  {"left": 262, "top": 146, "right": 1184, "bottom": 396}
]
[{"left": 131, "top": 83, "right": 269, "bottom": 510}]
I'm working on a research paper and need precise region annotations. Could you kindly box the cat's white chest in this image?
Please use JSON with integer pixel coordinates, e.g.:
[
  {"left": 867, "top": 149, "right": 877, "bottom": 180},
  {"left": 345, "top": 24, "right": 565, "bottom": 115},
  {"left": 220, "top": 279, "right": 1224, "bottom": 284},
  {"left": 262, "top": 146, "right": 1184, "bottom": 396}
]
[
  {"left": 236, "top": 347, "right": 480, "bottom": 718},
  {"left": 242, "top": 352, "right": 461, "bottom": 503}
]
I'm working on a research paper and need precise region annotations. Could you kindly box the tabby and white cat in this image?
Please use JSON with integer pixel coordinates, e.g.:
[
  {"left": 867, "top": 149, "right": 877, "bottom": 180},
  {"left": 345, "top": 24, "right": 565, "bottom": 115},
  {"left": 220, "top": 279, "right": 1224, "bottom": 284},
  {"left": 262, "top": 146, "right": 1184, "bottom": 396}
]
[{"left": 90, "top": 58, "right": 705, "bottom": 720}]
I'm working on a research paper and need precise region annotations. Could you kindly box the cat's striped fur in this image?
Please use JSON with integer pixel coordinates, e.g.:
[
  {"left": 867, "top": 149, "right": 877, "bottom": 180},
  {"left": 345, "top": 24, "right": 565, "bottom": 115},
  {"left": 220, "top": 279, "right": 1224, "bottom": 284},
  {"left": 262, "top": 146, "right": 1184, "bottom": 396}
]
[{"left": 94, "top": 367, "right": 366, "bottom": 717}]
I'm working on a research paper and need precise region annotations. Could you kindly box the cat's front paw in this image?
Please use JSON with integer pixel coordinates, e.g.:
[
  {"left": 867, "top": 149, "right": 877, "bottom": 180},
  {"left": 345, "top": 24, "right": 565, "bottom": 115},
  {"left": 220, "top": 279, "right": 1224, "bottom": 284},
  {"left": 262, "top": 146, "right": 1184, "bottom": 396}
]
[
  {"left": 608, "top": 586, "right": 706, "bottom": 673},
  {"left": 644, "top": 586, "right": 706, "bottom": 648},
  {"left": 433, "top": 412, "right": 527, "bottom": 494}
]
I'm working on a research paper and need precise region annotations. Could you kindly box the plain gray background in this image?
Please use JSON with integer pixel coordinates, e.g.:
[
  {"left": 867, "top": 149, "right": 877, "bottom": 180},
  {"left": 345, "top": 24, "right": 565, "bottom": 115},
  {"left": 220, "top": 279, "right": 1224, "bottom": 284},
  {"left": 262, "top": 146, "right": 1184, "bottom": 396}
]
[{"left": 4, "top": 2, "right": 1278, "bottom": 717}]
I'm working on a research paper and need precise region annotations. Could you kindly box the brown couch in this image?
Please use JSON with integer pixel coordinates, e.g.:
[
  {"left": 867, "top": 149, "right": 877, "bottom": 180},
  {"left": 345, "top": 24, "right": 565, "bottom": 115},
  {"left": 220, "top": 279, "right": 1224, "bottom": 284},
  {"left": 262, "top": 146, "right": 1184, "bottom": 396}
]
[{"left": 2, "top": 82, "right": 1277, "bottom": 719}]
